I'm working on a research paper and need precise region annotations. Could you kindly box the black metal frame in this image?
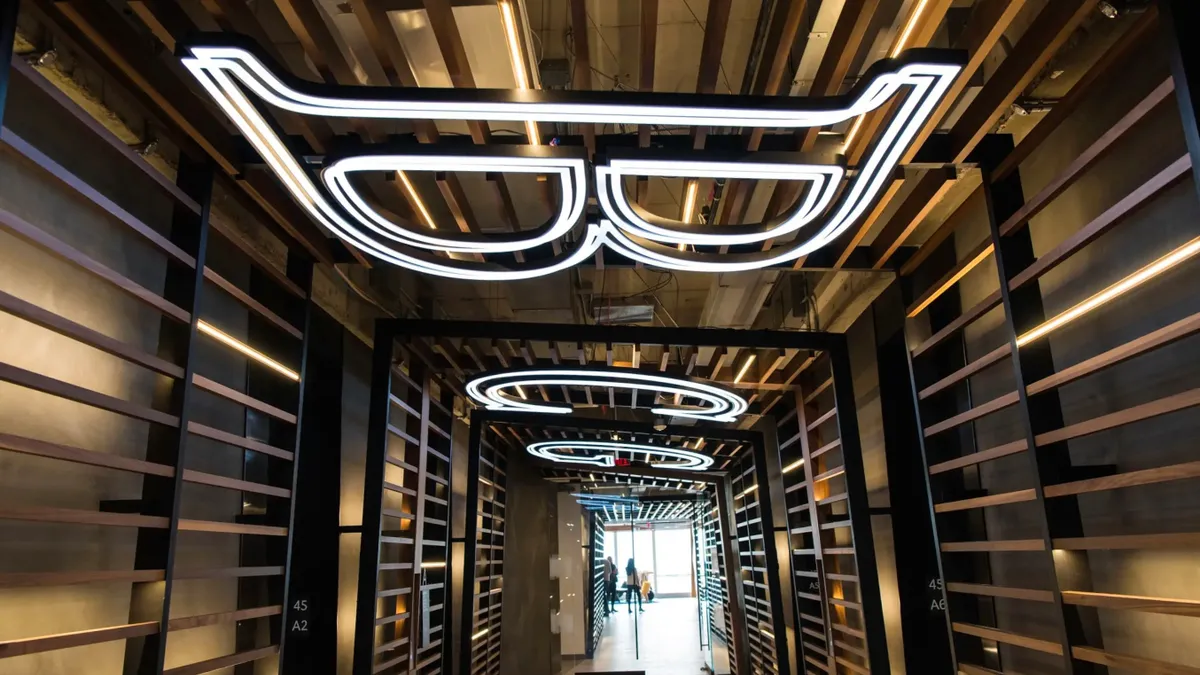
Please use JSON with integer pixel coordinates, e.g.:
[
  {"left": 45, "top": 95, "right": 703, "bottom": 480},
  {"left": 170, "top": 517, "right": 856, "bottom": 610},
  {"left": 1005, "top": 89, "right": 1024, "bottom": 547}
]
[{"left": 358, "top": 318, "right": 883, "bottom": 675}]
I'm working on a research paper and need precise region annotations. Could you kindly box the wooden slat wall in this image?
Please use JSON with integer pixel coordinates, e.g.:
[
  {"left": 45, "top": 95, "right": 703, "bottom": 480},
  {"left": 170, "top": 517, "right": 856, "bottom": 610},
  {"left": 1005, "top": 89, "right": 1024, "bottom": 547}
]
[
  {"left": 0, "top": 45, "right": 311, "bottom": 675},
  {"left": 589, "top": 511, "right": 607, "bottom": 656},
  {"left": 729, "top": 451, "right": 779, "bottom": 674},
  {"left": 902, "top": 14, "right": 1200, "bottom": 672},
  {"left": 359, "top": 358, "right": 455, "bottom": 675},
  {"left": 467, "top": 428, "right": 507, "bottom": 675},
  {"left": 778, "top": 359, "right": 874, "bottom": 675},
  {"left": 703, "top": 487, "right": 734, "bottom": 665}
]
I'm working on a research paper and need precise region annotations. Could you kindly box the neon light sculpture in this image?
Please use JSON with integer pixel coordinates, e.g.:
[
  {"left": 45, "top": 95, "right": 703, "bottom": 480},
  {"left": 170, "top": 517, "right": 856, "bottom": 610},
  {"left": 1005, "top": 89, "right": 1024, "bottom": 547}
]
[
  {"left": 531, "top": 440, "right": 713, "bottom": 470},
  {"left": 465, "top": 366, "right": 747, "bottom": 423},
  {"left": 181, "top": 36, "right": 962, "bottom": 277}
]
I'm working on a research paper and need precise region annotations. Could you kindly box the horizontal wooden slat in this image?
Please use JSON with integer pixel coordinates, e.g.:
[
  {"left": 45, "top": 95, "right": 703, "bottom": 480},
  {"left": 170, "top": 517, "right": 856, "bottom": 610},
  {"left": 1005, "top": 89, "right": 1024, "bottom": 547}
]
[
  {"left": 1072, "top": 645, "right": 1200, "bottom": 674},
  {"left": 162, "top": 645, "right": 279, "bottom": 675},
  {"left": 1061, "top": 590, "right": 1200, "bottom": 617},
  {"left": 182, "top": 469, "right": 290, "bottom": 498},
  {"left": 951, "top": 622, "right": 1062, "bottom": 655},
  {"left": 191, "top": 374, "right": 296, "bottom": 423},
  {"left": 1053, "top": 532, "right": 1200, "bottom": 550},
  {"left": 0, "top": 505, "right": 168, "bottom": 529},
  {"left": 1010, "top": 154, "right": 1192, "bottom": 292},
  {"left": 173, "top": 566, "right": 283, "bottom": 579},
  {"left": 928, "top": 440, "right": 1028, "bottom": 475},
  {"left": 806, "top": 407, "right": 837, "bottom": 431},
  {"left": 1028, "top": 309, "right": 1200, "bottom": 396},
  {"left": 0, "top": 127, "right": 194, "bottom": 266},
  {"left": 912, "top": 291, "right": 1003, "bottom": 359},
  {"left": 831, "top": 623, "right": 864, "bottom": 639},
  {"left": 810, "top": 438, "right": 841, "bottom": 459},
  {"left": 997, "top": 77, "right": 1176, "bottom": 237},
  {"left": 835, "top": 655, "right": 869, "bottom": 675},
  {"left": 919, "top": 345, "right": 1011, "bottom": 400},
  {"left": 803, "top": 378, "right": 833, "bottom": 404},
  {"left": 0, "top": 431, "right": 174, "bottom": 476},
  {"left": 0, "top": 288, "right": 183, "bottom": 378},
  {"left": 167, "top": 605, "right": 281, "bottom": 631},
  {"left": 934, "top": 489, "right": 1037, "bottom": 513},
  {"left": 0, "top": 569, "right": 165, "bottom": 588},
  {"left": 0, "top": 204, "right": 189, "bottom": 322},
  {"left": 1044, "top": 460, "right": 1200, "bottom": 498},
  {"left": 202, "top": 268, "right": 302, "bottom": 339},
  {"left": 946, "top": 582, "right": 1054, "bottom": 602},
  {"left": 0, "top": 361, "right": 179, "bottom": 427},
  {"left": 187, "top": 421, "right": 294, "bottom": 460},
  {"left": 0, "top": 621, "right": 159, "bottom": 658},
  {"left": 957, "top": 664, "right": 1005, "bottom": 675},
  {"left": 10, "top": 58, "right": 201, "bottom": 213},
  {"left": 940, "top": 539, "right": 1046, "bottom": 553},
  {"left": 907, "top": 239, "right": 995, "bottom": 318},
  {"left": 1036, "top": 387, "right": 1200, "bottom": 446},
  {"left": 177, "top": 519, "right": 287, "bottom": 537},
  {"left": 924, "top": 391, "right": 1020, "bottom": 437}
]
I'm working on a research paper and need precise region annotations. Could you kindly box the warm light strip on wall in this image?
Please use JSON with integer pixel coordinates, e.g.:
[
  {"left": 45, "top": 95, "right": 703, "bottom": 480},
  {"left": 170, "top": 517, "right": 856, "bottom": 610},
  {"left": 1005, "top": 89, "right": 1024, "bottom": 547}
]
[
  {"left": 844, "top": 0, "right": 930, "bottom": 151},
  {"left": 421, "top": 561, "right": 446, "bottom": 569},
  {"left": 472, "top": 628, "right": 490, "bottom": 641},
  {"left": 1016, "top": 236, "right": 1200, "bottom": 347},
  {"left": 783, "top": 458, "right": 805, "bottom": 473},
  {"left": 499, "top": 0, "right": 541, "bottom": 145},
  {"left": 736, "top": 484, "right": 758, "bottom": 499},
  {"left": 734, "top": 353, "right": 757, "bottom": 383},
  {"left": 197, "top": 320, "right": 299, "bottom": 381}
]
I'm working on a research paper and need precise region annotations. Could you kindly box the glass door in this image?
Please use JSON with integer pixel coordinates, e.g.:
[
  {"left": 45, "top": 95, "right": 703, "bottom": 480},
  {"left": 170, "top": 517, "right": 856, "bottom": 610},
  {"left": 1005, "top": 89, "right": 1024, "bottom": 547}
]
[{"left": 653, "top": 525, "right": 694, "bottom": 597}]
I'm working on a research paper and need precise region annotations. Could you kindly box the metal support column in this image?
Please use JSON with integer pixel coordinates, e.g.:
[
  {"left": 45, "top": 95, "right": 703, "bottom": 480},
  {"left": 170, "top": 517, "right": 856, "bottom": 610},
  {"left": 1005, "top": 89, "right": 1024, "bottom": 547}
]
[
  {"left": 457, "top": 414, "right": 483, "bottom": 672},
  {"left": 753, "top": 426, "right": 798, "bottom": 675},
  {"left": 829, "top": 338, "right": 891, "bottom": 674},
  {"left": 717, "top": 478, "right": 751, "bottom": 675},
  {"left": 0, "top": 0, "right": 17, "bottom": 127},
  {"left": 1163, "top": 0, "right": 1200, "bottom": 192}
]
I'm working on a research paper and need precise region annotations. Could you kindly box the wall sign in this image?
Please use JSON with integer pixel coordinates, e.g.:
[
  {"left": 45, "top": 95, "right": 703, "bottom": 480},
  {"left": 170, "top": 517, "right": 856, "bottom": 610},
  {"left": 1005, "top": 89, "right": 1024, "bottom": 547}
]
[{"left": 181, "top": 36, "right": 962, "bottom": 278}]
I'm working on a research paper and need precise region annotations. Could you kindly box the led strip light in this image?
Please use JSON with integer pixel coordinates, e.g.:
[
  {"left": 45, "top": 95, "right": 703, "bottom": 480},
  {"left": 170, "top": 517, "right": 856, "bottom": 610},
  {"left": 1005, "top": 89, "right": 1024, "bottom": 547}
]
[
  {"left": 466, "top": 366, "right": 748, "bottom": 423},
  {"left": 181, "top": 37, "right": 962, "bottom": 277},
  {"left": 529, "top": 440, "right": 714, "bottom": 470}
]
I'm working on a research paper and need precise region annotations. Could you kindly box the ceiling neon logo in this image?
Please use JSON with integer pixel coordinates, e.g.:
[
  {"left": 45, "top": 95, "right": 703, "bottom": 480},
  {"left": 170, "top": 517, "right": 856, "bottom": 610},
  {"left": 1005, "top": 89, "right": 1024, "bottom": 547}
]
[
  {"left": 464, "top": 366, "right": 748, "bottom": 423},
  {"left": 180, "top": 36, "right": 963, "bottom": 278},
  {"left": 530, "top": 440, "right": 714, "bottom": 470}
]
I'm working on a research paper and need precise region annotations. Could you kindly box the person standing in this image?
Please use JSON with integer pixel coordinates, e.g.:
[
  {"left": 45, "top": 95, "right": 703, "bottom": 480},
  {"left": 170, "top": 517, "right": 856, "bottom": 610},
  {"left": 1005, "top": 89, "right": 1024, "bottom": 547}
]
[
  {"left": 624, "top": 558, "right": 644, "bottom": 613},
  {"left": 603, "top": 556, "right": 617, "bottom": 614}
]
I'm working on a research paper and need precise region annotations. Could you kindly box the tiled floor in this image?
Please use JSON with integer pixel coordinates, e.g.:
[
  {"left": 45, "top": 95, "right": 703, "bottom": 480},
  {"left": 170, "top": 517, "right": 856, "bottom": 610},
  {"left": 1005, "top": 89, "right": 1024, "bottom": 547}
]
[{"left": 563, "top": 597, "right": 729, "bottom": 675}]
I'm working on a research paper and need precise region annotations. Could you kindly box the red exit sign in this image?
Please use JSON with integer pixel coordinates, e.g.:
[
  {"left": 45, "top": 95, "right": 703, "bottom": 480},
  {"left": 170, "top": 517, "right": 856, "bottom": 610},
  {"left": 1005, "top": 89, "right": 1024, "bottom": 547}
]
[{"left": 614, "top": 458, "right": 631, "bottom": 466}]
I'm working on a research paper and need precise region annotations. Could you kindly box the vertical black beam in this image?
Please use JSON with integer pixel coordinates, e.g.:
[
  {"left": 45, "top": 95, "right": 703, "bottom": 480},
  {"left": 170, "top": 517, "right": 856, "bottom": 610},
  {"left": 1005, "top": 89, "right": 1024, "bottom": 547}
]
[
  {"left": 752, "top": 426, "right": 797, "bottom": 675},
  {"left": 281, "top": 300, "right": 339, "bottom": 674},
  {"left": 829, "top": 338, "right": 890, "bottom": 674},
  {"left": 583, "top": 510, "right": 597, "bottom": 659},
  {"left": 458, "top": 414, "right": 483, "bottom": 673},
  {"left": 1163, "top": 0, "right": 1200, "bottom": 194},
  {"left": 124, "top": 157, "right": 213, "bottom": 675},
  {"left": 716, "top": 478, "right": 751, "bottom": 675},
  {"left": 352, "top": 323, "right": 396, "bottom": 675},
  {"left": 984, "top": 168, "right": 1104, "bottom": 674},
  {"left": 873, "top": 286, "right": 955, "bottom": 675},
  {"left": 0, "top": 0, "right": 17, "bottom": 128}
]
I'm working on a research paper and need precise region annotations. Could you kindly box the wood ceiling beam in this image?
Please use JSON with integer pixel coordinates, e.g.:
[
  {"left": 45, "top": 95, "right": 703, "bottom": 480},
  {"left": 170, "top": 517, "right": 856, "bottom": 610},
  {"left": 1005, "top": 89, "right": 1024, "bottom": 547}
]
[
  {"left": 271, "top": 0, "right": 359, "bottom": 84},
  {"left": 690, "top": 0, "right": 733, "bottom": 150},
  {"left": 637, "top": 0, "right": 659, "bottom": 149},
  {"left": 719, "top": 0, "right": 808, "bottom": 226},
  {"left": 568, "top": 0, "right": 595, "bottom": 156},
  {"left": 863, "top": 0, "right": 1096, "bottom": 269}
]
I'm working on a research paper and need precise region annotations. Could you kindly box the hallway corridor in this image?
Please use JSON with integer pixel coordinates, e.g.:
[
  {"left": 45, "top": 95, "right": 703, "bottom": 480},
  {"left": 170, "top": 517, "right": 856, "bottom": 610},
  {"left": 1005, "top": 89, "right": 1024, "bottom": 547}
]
[{"left": 563, "top": 598, "right": 725, "bottom": 675}]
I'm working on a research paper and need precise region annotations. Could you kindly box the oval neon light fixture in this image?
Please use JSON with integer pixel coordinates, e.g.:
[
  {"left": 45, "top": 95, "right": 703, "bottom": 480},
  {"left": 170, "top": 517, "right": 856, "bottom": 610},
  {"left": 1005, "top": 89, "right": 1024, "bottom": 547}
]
[
  {"left": 465, "top": 366, "right": 748, "bottom": 423},
  {"left": 530, "top": 440, "right": 714, "bottom": 470}
]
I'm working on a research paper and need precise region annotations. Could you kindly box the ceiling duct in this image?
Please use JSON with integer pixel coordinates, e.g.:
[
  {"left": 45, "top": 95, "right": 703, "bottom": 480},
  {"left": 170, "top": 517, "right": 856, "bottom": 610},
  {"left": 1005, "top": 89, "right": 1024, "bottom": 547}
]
[{"left": 594, "top": 304, "right": 655, "bottom": 325}]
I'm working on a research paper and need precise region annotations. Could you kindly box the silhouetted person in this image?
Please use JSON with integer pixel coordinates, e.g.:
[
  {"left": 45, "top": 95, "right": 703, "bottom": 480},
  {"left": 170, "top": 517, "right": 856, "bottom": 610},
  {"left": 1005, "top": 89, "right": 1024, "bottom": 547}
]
[
  {"left": 624, "top": 558, "right": 644, "bottom": 613},
  {"left": 603, "top": 556, "right": 617, "bottom": 614}
]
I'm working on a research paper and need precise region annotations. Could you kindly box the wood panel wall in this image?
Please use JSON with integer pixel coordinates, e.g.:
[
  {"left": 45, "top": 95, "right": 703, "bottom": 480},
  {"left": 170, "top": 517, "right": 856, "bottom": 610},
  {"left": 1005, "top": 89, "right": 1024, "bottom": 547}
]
[
  {"left": 0, "top": 46, "right": 312, "bottom": 675},
  {"left": 901, "top": 11, "right": 1200, "bottom": 673},
  {"left": 464, "top": 426, "right": 507, "bottom": 675}
]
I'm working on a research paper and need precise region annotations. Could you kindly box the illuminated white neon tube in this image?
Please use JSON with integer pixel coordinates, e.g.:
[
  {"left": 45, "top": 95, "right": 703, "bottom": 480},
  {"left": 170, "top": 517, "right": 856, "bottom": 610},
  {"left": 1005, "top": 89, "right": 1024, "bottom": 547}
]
[
  {"left": 465, "top": 366, "right": 748, "bottom": 422},
  {"left": 180, "top": 39, "right": 962, "bottom": 277},
  {"left": 531, "top": 440, "right": 714, "bottom": 470}
]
